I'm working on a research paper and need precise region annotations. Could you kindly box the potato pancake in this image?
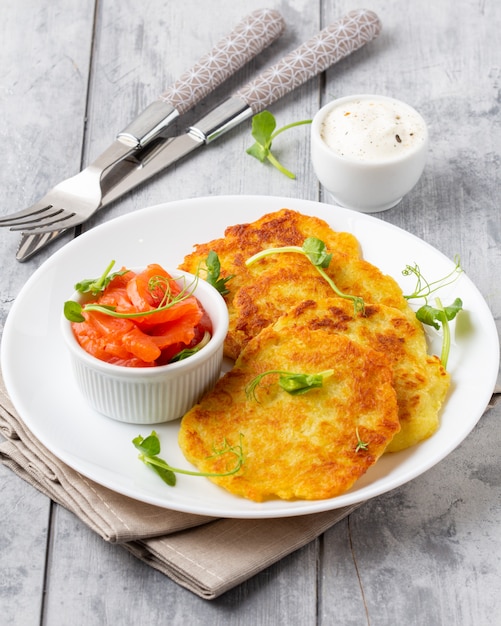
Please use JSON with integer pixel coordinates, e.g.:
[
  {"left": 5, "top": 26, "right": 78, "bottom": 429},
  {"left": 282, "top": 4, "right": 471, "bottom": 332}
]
[
  {"left": 178, "top": 324, "right": 400, "bottom": 502},
  {"left": 272, "top": 298, "right": 450, "bottom": 451},
  {"left": 179, "top": 208, "right": 419, "bottom": 359},
  {"left": 179, "top": 208, "right": 362, "bottom": 359}
]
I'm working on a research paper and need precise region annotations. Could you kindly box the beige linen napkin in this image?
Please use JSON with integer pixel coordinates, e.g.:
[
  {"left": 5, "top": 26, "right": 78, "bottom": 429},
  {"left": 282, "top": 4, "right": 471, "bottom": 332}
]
[{"left": 0, "top": 371, "right": 359, "bottom": 599}]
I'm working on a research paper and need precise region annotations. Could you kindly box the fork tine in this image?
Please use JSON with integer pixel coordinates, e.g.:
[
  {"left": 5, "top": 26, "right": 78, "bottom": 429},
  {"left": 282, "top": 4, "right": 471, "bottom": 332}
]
[
  {"left": 7, "top": 208, "right": 75, "bottom": 230},
  {"left": 0, "top": 206, "right": 71, "bottom": 228},
  {"left": 0, "top": 202, "right": 61, "bottom": 226},
  {"left": 10, "top": 213, "right": 83, "bottom": 234}
]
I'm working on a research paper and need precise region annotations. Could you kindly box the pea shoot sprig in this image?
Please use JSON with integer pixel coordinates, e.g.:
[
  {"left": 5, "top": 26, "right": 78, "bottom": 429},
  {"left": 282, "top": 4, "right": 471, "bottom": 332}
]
[
  {"left": 246, "top": 369, "right": 334, "bottom": 402},
  {"left": 403, "top": 255, "right": 463, "bottom": 301},
  {"left": 246, "top": 110, "right": 312, "bottom": 179},
  {"left": 132, "top": 431, "right": 244, "bottom": 487},
  {"left": 200, "top": 250, "right": 234, "bottom": 296},
  {"left": 246, "top": 237, "right": 364, "bottom": 313},
  {"left": 355, "top": 427, "right": 369, "bottom": 453},
  {"left": 169, "top": 330, "right": 212, "bottom": 363},
  {"left": 402, "top": 256, "right": 464, "bottom": 369},
  {"left": 63, "top": 260, "right": 198, "bottom": 323},
  {"left": 415, "top": 297, "right": 463, "bottom": 370},
  {"left": 73, "top": 259, "right": 129, "bottom": 296}
]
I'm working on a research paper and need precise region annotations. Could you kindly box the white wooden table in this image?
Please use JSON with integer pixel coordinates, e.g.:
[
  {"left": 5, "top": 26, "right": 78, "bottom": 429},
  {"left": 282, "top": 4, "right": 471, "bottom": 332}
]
[{"left": 1, "top": 1, "right": 500, "bottom": 623}]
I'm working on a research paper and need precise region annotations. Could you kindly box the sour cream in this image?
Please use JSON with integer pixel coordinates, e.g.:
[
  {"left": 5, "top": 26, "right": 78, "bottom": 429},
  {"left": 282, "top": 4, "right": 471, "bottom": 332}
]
[
  {"left": 320, "top": 96, "right": 427, "bottom": 162},
  {"left": 311, "top": 95, "right": 429, "bottom": 212}
]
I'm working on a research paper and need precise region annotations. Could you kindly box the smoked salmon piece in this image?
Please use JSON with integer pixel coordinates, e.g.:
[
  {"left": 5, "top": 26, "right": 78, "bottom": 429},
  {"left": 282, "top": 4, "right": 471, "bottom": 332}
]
[{"left": 72, "top": 265, "right": 210, "bottom": 367}]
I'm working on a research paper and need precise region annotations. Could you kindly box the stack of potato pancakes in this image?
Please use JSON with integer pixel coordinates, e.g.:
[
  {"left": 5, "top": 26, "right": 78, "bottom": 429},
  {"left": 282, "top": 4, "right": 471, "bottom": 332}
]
[{"left": 178, "top": 209, "right": 450, "bottom": 502}]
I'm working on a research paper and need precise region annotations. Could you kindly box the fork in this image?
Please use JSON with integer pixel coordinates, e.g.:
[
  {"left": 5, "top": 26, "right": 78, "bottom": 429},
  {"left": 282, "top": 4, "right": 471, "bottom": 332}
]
[
  {"left": 0, "top": 141, "right": 143, "bottom": 232},
  {"left": 0, "top": 9, "right": 284, "bottom": 236}
]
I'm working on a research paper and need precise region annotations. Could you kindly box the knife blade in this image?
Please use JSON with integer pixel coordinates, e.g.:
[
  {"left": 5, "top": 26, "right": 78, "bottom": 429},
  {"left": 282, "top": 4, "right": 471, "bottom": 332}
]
[{"left": 16, "top": 9, "right": 381, "bottom": 261}]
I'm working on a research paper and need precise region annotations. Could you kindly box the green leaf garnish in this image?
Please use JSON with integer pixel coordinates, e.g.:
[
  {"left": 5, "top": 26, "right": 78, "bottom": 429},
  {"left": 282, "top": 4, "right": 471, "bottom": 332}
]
[
  {"left": 148, "top": 462, "right": 177, "bottom": 486},
  {"left": 203, "top": 250, "right": 234, "bottom": 296},
  {"left": 133, "top": 431, "right": 244, "bottom": 488},
  {"left": 246, "top": 110, "right": 312, "bottom": 179},
  {"left": 132, "top": 432, "right": 176, "bottom": 485},
  {"left": 64, "top": 300, "right": 87, "bottom": 323},
  {"left": 245, "top": 237, "right": 364, "bottom": 313},
  {"left": 302, "top": 237, "right": 333, "bottom": 268},
  {"left": 133, "top": 432, "right": 161, "bottom": 456},
  {"left": 246, "top": 369, "right": 334, "bottom": 402},
  {"left": 416, "top": 297, "right": 463, "bottom": 369},
  {"left": 74, "top": 260, "right": 129, "bottom": 296}
]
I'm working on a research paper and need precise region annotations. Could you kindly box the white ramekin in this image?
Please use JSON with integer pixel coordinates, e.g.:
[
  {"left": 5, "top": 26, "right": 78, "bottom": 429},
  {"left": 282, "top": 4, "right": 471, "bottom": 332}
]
[
  {"left": 311, "top": 94, "right": 429, "bottom": 212},
  {"left": 61, "top": 269, "right": 229, "bottom": 424}
]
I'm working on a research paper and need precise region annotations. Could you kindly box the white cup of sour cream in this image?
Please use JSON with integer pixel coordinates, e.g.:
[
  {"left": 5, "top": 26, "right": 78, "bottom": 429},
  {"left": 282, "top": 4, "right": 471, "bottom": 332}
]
[{"left": 311, "top": 94, "right": 429, "bottom": 212}]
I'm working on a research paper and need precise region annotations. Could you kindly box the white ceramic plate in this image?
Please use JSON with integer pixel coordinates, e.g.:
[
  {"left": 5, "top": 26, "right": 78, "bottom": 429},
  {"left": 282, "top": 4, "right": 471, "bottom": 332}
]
[{"left": 2, "top": 196, "right": 499, "bottom": 518}]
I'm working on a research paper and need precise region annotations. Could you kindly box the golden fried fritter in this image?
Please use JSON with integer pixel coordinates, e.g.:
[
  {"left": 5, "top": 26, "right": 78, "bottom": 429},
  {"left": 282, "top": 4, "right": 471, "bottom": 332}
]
[
  {"left": 272, "top": 298, "right": 450, "bottom": 451},
  {"left": 179, "top": 208, "right": 362, "bottom": 359},
  {"left": 179, "top": 208, "right": 419, "bottom": 359},
  {"left": 178, "top": 324, "right": 400, "bottom": 502}
]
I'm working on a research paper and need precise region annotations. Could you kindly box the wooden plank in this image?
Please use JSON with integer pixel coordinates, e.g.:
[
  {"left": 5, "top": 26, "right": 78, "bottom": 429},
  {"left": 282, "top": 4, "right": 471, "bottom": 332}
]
[
  {"left": 0, "top": 0, "right": 96, "bottom": 264},
  {"left": 0, "top": 2, "right": 95, "bottom": 624},
  {"left": 43, "top": 507, "right": 318, "bottom": 625},
  {"left": 0, "top": 468, "right": 50, "bottom": 626}
]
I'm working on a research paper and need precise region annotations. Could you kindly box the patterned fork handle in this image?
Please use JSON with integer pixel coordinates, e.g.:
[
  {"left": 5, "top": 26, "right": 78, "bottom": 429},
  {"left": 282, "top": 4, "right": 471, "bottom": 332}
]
[
  {"left": 235, "top": 9, "right": 381, "bottom": 113},
  {"left": 159, "top": 8, "right": 285, "bottom": 114}
]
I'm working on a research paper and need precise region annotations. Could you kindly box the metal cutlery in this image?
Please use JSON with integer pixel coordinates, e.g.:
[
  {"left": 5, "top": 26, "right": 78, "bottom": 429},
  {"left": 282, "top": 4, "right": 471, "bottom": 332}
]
[
  {"left": 0, "top": 9, "right": 285, "bottom": 232},
  {"left": 14, "top": 8, "right": 381, "bottom": 261}
]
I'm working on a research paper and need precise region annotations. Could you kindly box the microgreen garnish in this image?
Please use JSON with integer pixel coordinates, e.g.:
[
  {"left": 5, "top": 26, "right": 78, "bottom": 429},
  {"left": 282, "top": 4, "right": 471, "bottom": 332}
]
[
  {"left": 202, "top": 250, "right": 234, "bottom": 296},
  {"left": 73, "top": 260, "right": 129, "bottom": 296},
  {"left": 403, "top": 255, "right": 463, "bottom": 300},
  {"left": 64, "top": 266, "right": 198, "bottom": 323},
  {"left": 246, "top": 110, "right": 312, "bottom": 179},
  {"left": 402, "top": 257, "right": 464, "bottom": 369},
  {"left": 133, "top": 432, "right": 176, "bottom": 486},
  {"left": 132, "top": 431, "right": 244, "bottom": 487},
  {"left": 170, "top": 330, "right": 211, "bottom": 362},
  {"left": 245, "top": 237, "right": 364, "bottom": 313},
  {"left": 147, "top": 274, "right": 177, "bottom": 308},
  {"left": 355, "top": 427, "right": 369, "bottom": 453},
  {"left": 416, "top": 297, "right": 463, "bottom": 369},
  {"left": 246, "top": 369, "right": 334, "bottom": 402},
  {"left": 63, "top": 300, "right": 90, "bottom": 323}
]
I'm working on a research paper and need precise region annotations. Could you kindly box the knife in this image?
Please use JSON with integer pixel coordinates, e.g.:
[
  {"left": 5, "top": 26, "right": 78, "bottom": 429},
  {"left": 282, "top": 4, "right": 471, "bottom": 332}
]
[{"left": 16, "top": 9, "right": 381, "bottom": 261}]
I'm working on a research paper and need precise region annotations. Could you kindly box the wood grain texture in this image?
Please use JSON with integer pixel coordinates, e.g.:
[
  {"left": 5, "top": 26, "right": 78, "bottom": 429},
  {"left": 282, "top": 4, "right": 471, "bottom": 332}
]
[{"left": 0, "top": 0, "right": 499, "bottom": 624}]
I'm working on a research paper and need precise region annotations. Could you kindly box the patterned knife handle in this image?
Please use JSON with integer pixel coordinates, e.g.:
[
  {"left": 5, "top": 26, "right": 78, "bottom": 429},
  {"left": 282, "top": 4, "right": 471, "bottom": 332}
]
[
  {"left": 160, "top": 8, "right": 285, "bottom": 114},
  {"left": 235, "top": 9, "right": 381, "bottom": 113}
]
